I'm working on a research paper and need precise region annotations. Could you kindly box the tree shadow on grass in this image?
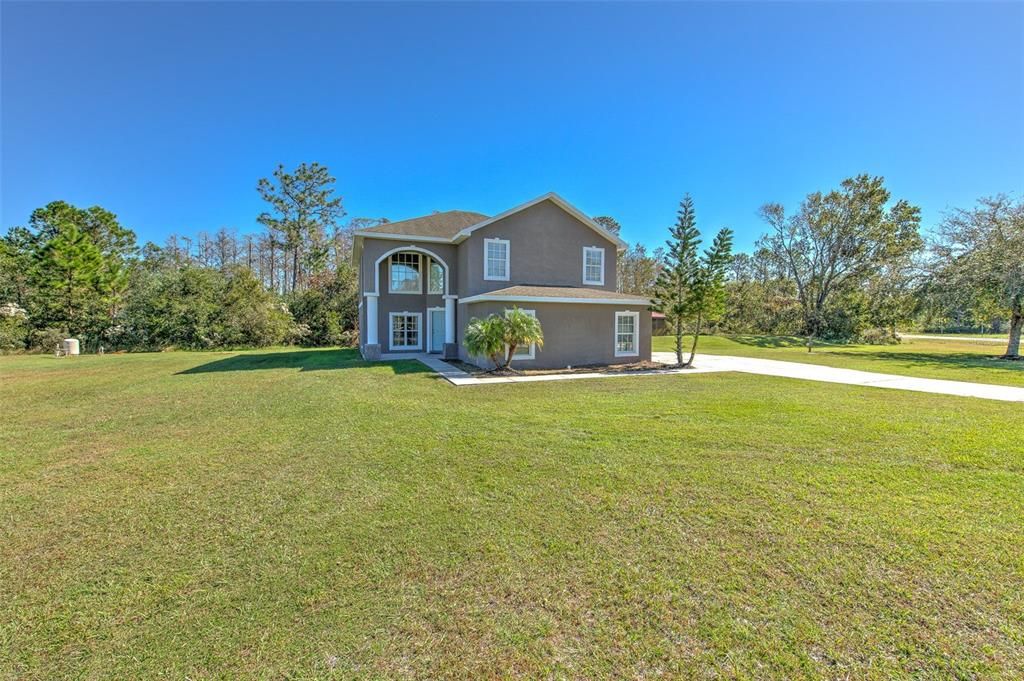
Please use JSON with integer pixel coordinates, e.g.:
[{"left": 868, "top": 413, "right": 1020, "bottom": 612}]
[
  {"left": 177, "top": 348, "right": 432, "bottom": 375},
  {"left": 727, "top": 335, "right": 833, "bottom": 349}
]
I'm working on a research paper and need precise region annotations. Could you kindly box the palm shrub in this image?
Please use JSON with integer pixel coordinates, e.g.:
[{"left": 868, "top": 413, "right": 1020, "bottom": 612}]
[
  {"left": 464, "top": 309, "right": 545, "bottom": 370},
  {"left": 463, "top": 315, "right": 505, "bottom": 368},
  {"left": 500, "top": 307, "right": 544, "bottom": 368}
]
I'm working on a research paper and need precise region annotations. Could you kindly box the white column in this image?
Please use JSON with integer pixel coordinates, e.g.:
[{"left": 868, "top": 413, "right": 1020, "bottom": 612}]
[
  {"left": 366, "top": 294, "right": 379, "bottom": 345},
  {"left": 444, "top": 296, "right": 456, "bottom": 344}
]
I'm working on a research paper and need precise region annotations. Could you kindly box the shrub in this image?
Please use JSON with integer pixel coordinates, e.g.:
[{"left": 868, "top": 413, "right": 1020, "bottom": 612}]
[
  {"left": 0, "top": 316, "right": 28, "bottom": 352},
  {"left": 858, "top": 327, "right": 901, "bottom": 345},
  {"left": 284, "top": 269, "right": 357, "bottom": 346},
  {"left": 337, "top": 329, "right": 359, "bottom": 348},
  {"left": 500, "top": 308, "right": 544, "bottom": 367},
  {"left": 464, "top": 309, "right": 544, "bottom": 370},
  {"left": 216, "top": 267, "right": 291, "bottom": 347},
  {"left": 28, "top": 326, "right": 68, "bottom": 353},
  {"left": 0, "top": 302, "right": 29, "bottom": 351},
  {"left": 463, "top": 316, "right": 505, "bottom": 367}
]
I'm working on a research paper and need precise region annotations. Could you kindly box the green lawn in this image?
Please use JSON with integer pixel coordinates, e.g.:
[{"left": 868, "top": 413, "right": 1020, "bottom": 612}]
[
  {"left": 2, "top": 348, "right": 1022, "bottom": 678},
  {"left": 903, "top": 331, "right": 1009, "bottom": 338},
  {"left": 654, "top": 334, "right": 1024, "bottom": 386}
]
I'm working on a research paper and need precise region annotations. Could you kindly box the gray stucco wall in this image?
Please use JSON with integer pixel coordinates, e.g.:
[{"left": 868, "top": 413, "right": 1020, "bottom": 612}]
[
  {"left": 357, "top": 200, "right": 628, "bottom": 359},
  {"left": 358, "top": 237, "right": 458, "bottom": 351},
  {"left": 458, "top": 302, "right": 651, "bottom": 369},
  {"left": 359, "top": 238, "right": 458, "bottom": 296},
  {"left": 456, "top": 200, "right": 619, "bottom": 298}
]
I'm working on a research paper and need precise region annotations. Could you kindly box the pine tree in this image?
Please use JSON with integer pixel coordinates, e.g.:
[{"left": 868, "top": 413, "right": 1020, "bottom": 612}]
[
  {"left": 688, "top": 228, "right": 734, "bottom": 365},
  {"left": 257, "top": 162, "right": 345, "bottom": 293},
  {"left": 652, "top": 195, "right": 734, "bottom": 366},
  {"left": 32, "top": 223, "right": 105, "bottom": 334},
  {"left": 652, "top": 195, "right": 701, "bottom": 365}
]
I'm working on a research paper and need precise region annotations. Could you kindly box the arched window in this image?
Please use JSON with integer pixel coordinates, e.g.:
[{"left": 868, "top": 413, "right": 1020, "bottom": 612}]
[
  {"left": 428, "top": 259, "right": 444, "bottom": 294},
  {"left": 389, "top": 253, "right": 421, "bottom": 294}
]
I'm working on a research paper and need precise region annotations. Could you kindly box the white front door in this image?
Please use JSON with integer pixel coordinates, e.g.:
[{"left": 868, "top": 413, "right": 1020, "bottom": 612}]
[{"left": 429, "top": 309, "right": 445, "bottom": 353}]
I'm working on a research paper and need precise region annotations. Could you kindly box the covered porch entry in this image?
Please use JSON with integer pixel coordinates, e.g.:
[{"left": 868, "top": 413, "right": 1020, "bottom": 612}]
[{"left": 362, "top": 245, "right": 458, "bottom": 360}]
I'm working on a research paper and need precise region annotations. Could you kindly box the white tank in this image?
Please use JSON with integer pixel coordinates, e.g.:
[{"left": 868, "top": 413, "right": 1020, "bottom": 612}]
[{"left": 62, "top": 338, "right": 80, "bottom": 356}]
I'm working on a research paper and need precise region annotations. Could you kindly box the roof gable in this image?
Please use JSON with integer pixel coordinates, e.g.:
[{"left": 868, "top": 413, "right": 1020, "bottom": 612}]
[
  {"left": 352, "top": 192, "right": 627, "bottom": 253},
  {"left": 453, "top": 193, "right": 627, "bottom": 250},
  {"left": 359, "top": 210, "right": 489, "bottom": 240}
]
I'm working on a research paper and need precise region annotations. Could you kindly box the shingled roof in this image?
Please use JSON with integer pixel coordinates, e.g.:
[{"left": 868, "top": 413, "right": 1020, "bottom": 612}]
[
  {"left": 360, "top": 210, "right": 489, "bottom": 239},
  {"left": 461, "top": 285, "right": 650, "bottom": 305}
]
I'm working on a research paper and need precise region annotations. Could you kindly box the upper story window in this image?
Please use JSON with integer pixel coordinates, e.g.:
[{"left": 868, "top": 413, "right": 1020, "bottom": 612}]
[
  {"left": 583, "top": 246, "right": 605, "bottom": 285},
  {"left": 484, "top": 238, "right": 510, "bottom": 281},
  {"left": 428, "top": 259, "right": 444, "bottom": 295},
  {"left": 389, "top": 252, "right": 421, "bottom": 294}
]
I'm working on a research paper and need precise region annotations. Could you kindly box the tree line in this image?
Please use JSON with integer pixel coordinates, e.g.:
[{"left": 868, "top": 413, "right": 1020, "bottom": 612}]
[
  {"left": 624, "top": 175, "right": 1021, "bottom": 360},
  {"left": 0, "top": 163, "right": 377, "bottom": 353},
  {"left": 1, "top": 168, "right": 1020, "bottom": 359}
]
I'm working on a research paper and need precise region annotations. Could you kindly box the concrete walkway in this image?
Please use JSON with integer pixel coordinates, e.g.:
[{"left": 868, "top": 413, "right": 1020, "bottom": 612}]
[
  {"left": 653, "top": 352, "right": 1024, "bottom": 402},
  {"left": 900, "top": 334, "right": 1007, "bottom": 344}
]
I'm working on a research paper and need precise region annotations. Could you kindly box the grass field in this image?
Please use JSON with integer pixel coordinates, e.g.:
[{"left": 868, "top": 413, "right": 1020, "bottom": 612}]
[
  {"left": 2, "top": 347, "right": 1023, "bottom": 678},
  {"left": 905, "top": 331, "right": 1009, "bottom": 339},
  {"left": 654, "top": 334, "right": 1023, "bottom": 387}
]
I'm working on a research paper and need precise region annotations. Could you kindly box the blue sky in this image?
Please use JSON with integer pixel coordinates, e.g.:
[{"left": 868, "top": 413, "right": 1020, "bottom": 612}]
[{"left": 2, "top": 1, "right": 1021, "bottom": 253}]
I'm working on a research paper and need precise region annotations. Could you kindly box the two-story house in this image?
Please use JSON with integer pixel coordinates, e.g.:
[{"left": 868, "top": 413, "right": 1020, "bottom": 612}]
[{"left": 352, "top": 192, "right": 652, "bottom": 369}]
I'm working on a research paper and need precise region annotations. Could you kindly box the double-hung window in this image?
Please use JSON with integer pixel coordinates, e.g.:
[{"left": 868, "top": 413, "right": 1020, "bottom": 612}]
[
  {"left": 484, "top": 238, "right": 510, "bottom": 281},
  {"left": 614, "top": 311, "right": 639, "bottom": 357},
  {"left": 390, "top": 253, "right": 421, "bottom": 294},
  {"left": 389, "top": 312, "right": 421, "bottom": 350},
  {"left": 427, "top": 259, "right": 444, "bottom": 295},
  {"left": 583, "top": 246, "right": 605, "bottom": 286}
]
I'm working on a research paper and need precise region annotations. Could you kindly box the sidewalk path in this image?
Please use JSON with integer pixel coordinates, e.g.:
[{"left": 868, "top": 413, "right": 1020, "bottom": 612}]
[{"left": 653, "top": 352, "right": 1024, "bottom": 403}]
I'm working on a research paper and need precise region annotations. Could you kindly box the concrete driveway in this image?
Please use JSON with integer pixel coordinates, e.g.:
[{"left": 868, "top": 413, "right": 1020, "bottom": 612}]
[
  {"left": 652, "top": 352, "right": 1024, "bottom": 402},
  {"left": 899, "top": 333, "right": 1007, "bottom": 344}
]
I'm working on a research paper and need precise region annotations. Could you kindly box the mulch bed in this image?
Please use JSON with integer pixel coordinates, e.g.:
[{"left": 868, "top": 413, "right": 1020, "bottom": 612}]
[{"left": 445, "top": 359, "right": 679, "bottom": 377}]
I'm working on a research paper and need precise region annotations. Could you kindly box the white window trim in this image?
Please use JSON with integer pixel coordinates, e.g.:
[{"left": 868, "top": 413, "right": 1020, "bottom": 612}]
[
  {"left": 582, "top": 246, "right": 605, "bottom": 286},
  {"left": 388, "top": 311, "right": 422, "bottom": 350},
  {"left": 614, "top": 310, "right": 640, "bottom": 357},
  {"left": 425, "top": 306, "right": 445, "bottom": 353},
  {"left": 483, "top": 238, "right": 510, "bottom": 282},
  {"left": 504, "top": 308, "right": 536, "bottom": 361},
  {"left": 389, "top": 253, "right": 422, "bottom": 295},
  {"left": 427, "top": 258, "right": 444, "bottom": 295}
]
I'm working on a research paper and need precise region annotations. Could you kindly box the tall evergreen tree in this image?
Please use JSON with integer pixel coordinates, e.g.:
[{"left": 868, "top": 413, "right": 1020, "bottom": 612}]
[
  {"left": 257, "top": 162, "right": 345, "bottom": 293},
  {"left": 592, "top": 215, "right": 622, "bottom": 235},
  {"left": 652, "top": 195, "right": 734, "bottom": 366},
  {"left": 689, "top": 228, "right": 734, "bottom": 364},
  {"left": 28, "top": 201, "right": 137, "bottom": 260},
  {"left": 652, "top": 196, "right": 701, "bottom": 365},
  {"left": 31, "top": 223, "right": 105, "bottom": 334}
]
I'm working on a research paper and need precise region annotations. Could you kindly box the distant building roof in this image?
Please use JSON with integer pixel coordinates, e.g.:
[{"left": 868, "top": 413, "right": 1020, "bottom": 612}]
[{"left": 359, "top": 210, "right": 489, "bottom": 239}]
